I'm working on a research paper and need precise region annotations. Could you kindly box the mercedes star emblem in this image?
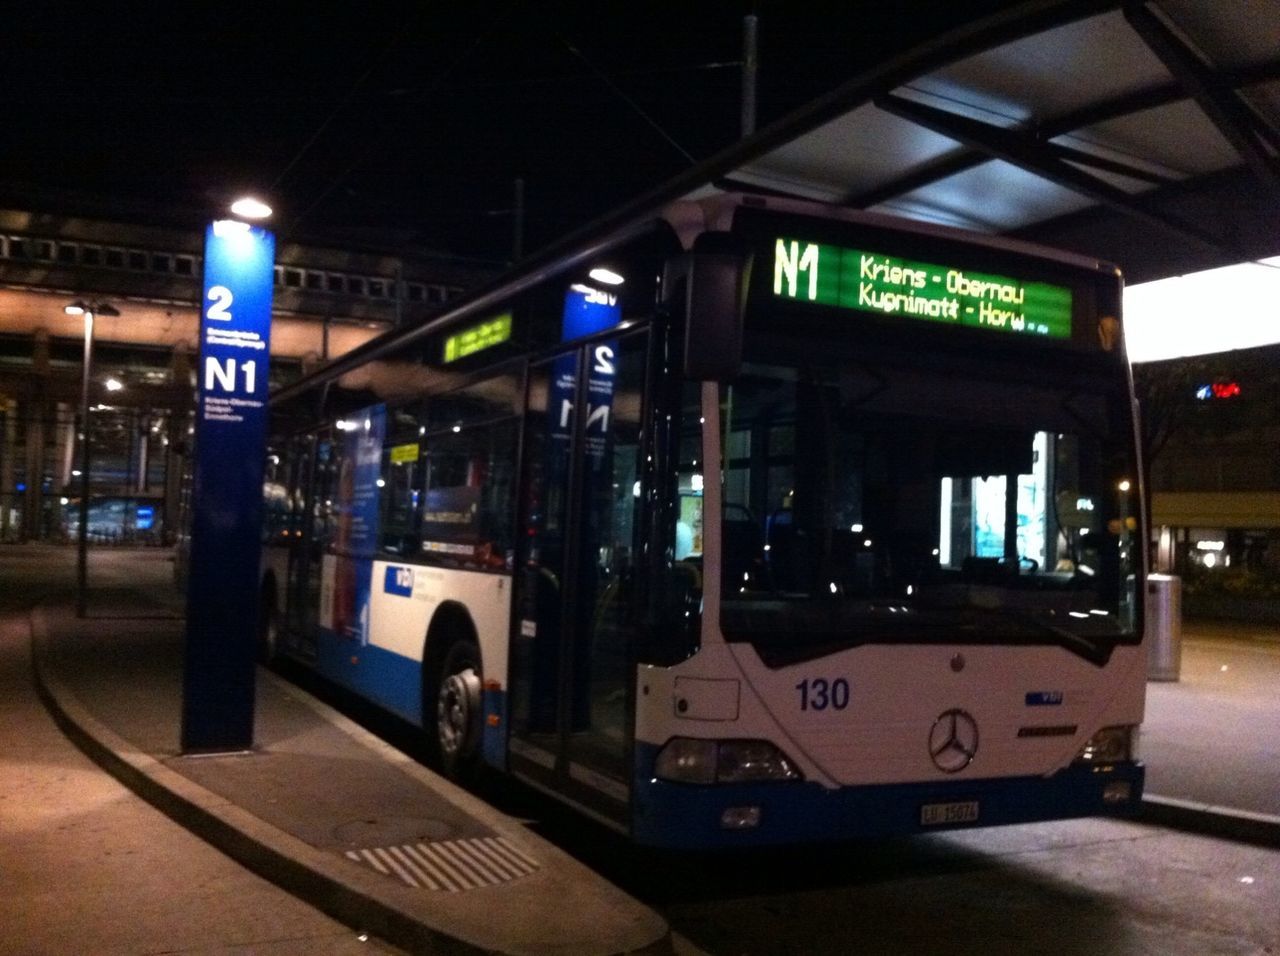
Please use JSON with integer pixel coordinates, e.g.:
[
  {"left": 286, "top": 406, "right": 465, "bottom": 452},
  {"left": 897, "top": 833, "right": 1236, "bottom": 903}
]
[{"left": 929, "top": 708, "right": 979, "bottom": 773}]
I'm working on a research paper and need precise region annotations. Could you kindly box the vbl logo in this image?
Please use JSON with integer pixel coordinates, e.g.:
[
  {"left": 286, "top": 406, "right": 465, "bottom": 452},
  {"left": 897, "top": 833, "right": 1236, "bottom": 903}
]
[{"left": 384, "top": 566, "right": 414, "bottom": 597}]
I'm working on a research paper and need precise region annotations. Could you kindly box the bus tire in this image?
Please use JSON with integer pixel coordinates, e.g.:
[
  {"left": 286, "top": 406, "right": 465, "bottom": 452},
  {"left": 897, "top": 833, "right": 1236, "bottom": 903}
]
[
  {"left": 427, "top": 635, "right": 483, "bottom": 780},
  {"left": 257, "top": 578, "right": 279, "bottom": 664}
]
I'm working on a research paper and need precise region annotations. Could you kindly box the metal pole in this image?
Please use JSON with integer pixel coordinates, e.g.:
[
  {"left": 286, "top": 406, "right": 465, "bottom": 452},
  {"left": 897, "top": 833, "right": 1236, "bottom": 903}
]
[
  {"left": 76, "top": 310, "right": 94, "bottom": 618},
  {"left": 741, "top": 12, "right": 758, "bottom": 138},
  {"left": 512, "top": 177, "right": 525, "bottom": 263}
]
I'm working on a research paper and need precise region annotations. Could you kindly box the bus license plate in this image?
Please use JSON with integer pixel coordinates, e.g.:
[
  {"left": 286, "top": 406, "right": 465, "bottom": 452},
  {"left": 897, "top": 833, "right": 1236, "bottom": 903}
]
[{"left": 920, "top": 800, "right": 979, "bottom": 826}]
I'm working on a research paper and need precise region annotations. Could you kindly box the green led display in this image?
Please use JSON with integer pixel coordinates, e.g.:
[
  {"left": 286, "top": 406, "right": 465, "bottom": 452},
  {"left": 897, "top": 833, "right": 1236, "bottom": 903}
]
[
  {"left": 772, "top": 238, "right": 1072, "bottom": 339},
  {"left": 443, "top": 313, "right": 512, "bottom": 363}
]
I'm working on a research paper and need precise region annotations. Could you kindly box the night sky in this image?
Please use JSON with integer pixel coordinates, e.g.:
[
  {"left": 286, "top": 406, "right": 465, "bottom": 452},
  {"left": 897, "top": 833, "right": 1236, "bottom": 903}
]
[{"left": 3, "top": 1, "right": 1021, "bottom": 263}]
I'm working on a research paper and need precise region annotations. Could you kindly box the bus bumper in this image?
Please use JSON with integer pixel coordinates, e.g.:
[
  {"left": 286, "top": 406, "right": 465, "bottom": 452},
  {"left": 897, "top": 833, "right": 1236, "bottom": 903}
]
[{"left": 631, "top": 746, "right": 1144, "bottom": 849}]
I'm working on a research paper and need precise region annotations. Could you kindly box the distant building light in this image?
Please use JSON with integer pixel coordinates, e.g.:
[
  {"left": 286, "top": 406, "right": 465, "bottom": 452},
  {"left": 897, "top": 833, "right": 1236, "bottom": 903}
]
[
  {"left": 104, "top": 378, "right": 124, "bottom": 392},
  {"left": 1195, "top": 540, "right": 1225, "bottom": 551},
  {"left": 1195, "top": 382, "right": 1241, "bottom": 400}
]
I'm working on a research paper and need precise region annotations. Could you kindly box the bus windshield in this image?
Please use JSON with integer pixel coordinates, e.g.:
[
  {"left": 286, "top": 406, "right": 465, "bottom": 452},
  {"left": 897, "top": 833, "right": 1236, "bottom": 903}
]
[{"left": 715, "top": 346, "right": 1140, "bottom": 666}]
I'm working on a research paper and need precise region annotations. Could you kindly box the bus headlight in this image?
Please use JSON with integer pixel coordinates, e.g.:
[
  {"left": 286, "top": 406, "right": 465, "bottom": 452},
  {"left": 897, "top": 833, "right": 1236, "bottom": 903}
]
[
  {"left": 654, "top": 737, "right": 802, "bottom": 784},
  {"left": 1074, "top": 725, "right": 1138, "bottom": 765}
]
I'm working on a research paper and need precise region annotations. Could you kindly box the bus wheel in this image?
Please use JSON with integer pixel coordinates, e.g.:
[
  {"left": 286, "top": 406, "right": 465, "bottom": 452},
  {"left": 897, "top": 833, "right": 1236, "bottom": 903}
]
[
  {"left": 431, "top": 638, "right": 483, "bottom": 779},
  {"left": 257, "top": 587, "right": 279, "bottom": 664}
]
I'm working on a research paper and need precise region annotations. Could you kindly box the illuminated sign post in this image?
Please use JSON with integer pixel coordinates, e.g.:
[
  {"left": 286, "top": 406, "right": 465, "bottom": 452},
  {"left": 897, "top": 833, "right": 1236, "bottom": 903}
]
[
  {"left": 181, "top": 220, "right": 275, "bottom": 753},
  {"left": 773, "top": 238, "right": 1073, "bottom": 338}
]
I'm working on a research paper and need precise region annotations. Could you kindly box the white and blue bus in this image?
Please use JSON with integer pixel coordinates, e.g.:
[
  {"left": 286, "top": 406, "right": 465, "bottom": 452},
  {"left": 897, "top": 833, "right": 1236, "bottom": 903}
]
[{"left": 261, "top": 193, "right": 1146, "bottom": 848}]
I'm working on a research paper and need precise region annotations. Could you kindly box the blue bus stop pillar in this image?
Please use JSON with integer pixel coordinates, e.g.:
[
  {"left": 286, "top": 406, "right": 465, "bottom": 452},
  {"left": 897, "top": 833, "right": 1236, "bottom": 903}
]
[{"left": 180, "top": 220, "right": 275, "bottom": 753}]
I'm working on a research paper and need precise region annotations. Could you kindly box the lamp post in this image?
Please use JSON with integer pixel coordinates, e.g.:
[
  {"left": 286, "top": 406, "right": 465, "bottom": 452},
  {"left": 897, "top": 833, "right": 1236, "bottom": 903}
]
[{"left": 65, "top": 299, "right": 120, "bottom": 618}]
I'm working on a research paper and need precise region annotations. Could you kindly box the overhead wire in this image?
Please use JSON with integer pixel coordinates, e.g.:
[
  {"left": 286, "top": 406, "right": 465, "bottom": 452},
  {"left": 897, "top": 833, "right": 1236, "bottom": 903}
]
[
  {"left": 557, "top": 35, "right": 698, "bottom": 165},
  {"left": 284, "top": 3, "right": 522, "bottom": 232}
]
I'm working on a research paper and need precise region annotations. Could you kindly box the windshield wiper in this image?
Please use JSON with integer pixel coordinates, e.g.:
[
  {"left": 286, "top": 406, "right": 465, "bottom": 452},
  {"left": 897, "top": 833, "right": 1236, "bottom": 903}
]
[{"left": 961, "top": 606, "right": 1115, "bottom": 666}]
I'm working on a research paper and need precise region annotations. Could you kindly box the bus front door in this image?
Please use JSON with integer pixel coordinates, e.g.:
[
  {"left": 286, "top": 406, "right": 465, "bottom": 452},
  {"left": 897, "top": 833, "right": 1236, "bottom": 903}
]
[
  {"left": 290, "top": 435, "right": 336, "bottom": 661},
  {"left": 509, "top": 335, "right": 647, "bottom": 827}
]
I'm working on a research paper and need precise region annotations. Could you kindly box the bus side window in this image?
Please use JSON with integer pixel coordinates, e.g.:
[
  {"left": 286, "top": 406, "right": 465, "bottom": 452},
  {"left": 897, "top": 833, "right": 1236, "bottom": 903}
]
[
  {"left": 419, "top": 417, "right": 518, "bottom": 570},
  {"left": 379, "top": 407, "right": 425, "bottom": 555}
]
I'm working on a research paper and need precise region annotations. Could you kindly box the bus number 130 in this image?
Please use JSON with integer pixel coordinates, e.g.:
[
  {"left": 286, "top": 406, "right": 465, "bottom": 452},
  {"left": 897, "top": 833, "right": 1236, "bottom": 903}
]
[{"left": 796, "top": 677, "right": 850, "bottom": 711}]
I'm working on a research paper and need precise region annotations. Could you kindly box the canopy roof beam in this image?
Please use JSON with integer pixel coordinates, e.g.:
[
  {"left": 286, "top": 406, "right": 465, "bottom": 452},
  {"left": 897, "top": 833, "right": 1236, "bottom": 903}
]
[
  {"left": 874, "top": 92, "right": 1227, "bottom": 253},
  {"left": 1123, "top": 1, "right": 1280, "bottom": 197},
  {"left": 852, "top": 58, "right": 1280, "bottom": 212}
]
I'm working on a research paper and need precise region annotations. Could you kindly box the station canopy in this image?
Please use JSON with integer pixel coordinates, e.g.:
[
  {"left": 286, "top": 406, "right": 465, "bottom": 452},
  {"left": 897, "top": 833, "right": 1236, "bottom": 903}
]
[{"left": 687, "top": 0, "right": 1280, "bottom": 286}]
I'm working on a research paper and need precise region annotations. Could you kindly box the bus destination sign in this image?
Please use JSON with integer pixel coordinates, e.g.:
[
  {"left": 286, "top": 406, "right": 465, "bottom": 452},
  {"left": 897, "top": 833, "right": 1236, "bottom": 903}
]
[{"left": 773, "top": 238, "right": 1072, "bottom": 339}]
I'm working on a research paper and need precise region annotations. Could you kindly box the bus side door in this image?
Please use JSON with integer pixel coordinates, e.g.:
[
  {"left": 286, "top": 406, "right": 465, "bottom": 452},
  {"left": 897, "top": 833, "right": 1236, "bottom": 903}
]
[{"left": 508, "top": 332, "right": 649, "bottom": 823}]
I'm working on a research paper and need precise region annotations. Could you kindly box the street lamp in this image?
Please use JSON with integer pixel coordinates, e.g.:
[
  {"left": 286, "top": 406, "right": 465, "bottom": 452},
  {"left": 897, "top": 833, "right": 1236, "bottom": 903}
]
[{"left": 65, "top": 299, "right": 120, "bottom": 618}]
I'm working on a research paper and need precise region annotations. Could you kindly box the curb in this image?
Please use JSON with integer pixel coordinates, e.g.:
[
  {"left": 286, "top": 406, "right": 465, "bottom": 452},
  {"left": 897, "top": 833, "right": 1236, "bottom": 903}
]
[
  {"left": 29, "top": 606, "right": 673, "bottom": 955},
  {"left": 29, "top": 606, "right": 489, "bottom": 954},
  {"left": 1140, "top": 794, "right": 1280, "bottom": 849}
]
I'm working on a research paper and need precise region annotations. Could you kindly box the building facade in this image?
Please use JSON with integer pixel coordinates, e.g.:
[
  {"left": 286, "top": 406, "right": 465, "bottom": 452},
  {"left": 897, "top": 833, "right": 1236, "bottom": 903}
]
[
  {"left": 0, "top": 207, "right": 499, "bottom": 543},
  {"left": 1143, "top": 343, "right": 1280, "bottom": 601}
]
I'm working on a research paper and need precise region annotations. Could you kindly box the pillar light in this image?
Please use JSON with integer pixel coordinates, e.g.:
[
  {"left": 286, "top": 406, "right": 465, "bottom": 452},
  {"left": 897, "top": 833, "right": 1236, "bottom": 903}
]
[{"left": 229, "top": 196, "right": 272, "bottom": 220}]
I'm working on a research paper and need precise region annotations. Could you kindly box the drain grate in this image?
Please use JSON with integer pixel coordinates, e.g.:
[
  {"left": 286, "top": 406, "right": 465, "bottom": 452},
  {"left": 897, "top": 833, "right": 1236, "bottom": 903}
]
[{"left": 344, "top": 836, "right": 540, "bottom": 891}]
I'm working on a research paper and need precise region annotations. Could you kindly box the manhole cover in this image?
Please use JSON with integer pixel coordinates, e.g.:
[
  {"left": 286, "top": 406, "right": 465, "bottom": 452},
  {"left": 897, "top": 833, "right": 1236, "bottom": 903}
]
[{"left": 333, "top": 815, "right": 459, "bottom": 847}]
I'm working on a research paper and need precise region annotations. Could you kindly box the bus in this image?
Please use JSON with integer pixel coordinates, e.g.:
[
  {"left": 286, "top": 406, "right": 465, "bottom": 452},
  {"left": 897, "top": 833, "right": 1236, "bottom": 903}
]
[{"left": 261, "top": 192, "right": 1146, "bottom": 848}]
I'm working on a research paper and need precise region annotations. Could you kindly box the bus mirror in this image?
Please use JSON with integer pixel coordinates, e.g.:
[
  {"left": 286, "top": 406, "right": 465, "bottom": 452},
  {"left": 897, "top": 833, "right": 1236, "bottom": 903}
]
[{"left": 675, "top": 234, "right": 751, "bottom": 382}]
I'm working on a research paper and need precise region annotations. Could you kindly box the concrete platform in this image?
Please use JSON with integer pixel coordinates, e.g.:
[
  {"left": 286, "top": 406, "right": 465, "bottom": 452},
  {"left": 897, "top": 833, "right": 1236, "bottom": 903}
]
[
  {"left": 21, "top": 545, "right": 1280, "bottom": 955},
  {"left": 1141, "top": 619, "right": 1280, "bottom": 846},
  {"left": 30, "top": 587, "right": 672, "bottom": 956}
]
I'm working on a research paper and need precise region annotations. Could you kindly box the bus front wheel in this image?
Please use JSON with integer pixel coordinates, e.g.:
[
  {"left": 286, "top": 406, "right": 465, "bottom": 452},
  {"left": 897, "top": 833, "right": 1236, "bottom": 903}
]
[{"left": 429, "top": 637, "right": 483, "bottom": 779}]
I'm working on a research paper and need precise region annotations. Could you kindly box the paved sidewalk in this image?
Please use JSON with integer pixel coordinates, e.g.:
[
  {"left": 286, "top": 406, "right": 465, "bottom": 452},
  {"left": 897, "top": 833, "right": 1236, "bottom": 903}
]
[
  {"left": 24, "top": 545, "right": 1279, "bottom": 956},
  {"left": 30, "top": 587, "right": 672, "bottom": 956},
  {"left": 1140, "top": 618, "right": 1280, "bottom": 846}
]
